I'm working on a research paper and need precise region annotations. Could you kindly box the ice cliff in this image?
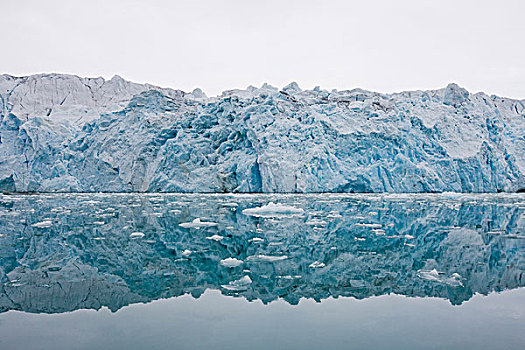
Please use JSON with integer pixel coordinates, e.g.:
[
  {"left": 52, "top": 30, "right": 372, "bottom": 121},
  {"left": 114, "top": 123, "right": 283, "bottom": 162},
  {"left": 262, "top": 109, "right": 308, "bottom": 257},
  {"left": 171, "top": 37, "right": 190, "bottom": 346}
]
[{"left": 1, "top": 73, "right": 524, "bottom": 193}]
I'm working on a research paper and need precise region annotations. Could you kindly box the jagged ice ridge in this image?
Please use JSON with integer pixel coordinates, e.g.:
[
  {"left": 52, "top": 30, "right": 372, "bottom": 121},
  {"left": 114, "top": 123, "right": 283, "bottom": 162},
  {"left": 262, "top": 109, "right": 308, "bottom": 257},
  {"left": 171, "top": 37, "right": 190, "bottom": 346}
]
[{"left": 0, "top": 73, "right": 524, "bottom": 193}]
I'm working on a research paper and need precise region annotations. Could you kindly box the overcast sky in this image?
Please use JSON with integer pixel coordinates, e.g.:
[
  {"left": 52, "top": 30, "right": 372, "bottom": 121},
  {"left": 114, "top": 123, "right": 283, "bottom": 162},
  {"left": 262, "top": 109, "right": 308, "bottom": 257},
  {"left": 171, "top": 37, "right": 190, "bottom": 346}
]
[{"left": 1, "top": 0, "right": 524, "bottom": 98}]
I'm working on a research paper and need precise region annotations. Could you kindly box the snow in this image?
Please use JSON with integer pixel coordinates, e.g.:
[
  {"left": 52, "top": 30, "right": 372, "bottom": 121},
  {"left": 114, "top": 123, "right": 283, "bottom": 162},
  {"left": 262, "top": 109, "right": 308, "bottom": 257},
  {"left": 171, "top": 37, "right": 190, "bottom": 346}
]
[
  {"left": 179, "top": 218, "right": 218, "bottom": 228},
  {"left": 1, "top": 74, "right": 524, "bottom": 194},
  {"left": 242, "top": 202, "right": 305, "bottom": 217}
]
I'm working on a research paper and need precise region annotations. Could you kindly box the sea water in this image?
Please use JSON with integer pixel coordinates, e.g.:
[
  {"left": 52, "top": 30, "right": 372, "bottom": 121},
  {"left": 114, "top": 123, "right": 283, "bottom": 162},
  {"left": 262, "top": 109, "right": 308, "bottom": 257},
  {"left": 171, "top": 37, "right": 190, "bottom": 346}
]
[{"left": 0, "top": 193, "right": 523, "bottom": 349}]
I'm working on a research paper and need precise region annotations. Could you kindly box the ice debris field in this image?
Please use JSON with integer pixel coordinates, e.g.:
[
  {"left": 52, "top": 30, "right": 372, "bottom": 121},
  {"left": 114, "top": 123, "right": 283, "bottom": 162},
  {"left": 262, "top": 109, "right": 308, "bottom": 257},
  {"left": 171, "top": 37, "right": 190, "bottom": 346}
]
[{"left": 0, "top": 73, "right": 524, "bottom": 193}]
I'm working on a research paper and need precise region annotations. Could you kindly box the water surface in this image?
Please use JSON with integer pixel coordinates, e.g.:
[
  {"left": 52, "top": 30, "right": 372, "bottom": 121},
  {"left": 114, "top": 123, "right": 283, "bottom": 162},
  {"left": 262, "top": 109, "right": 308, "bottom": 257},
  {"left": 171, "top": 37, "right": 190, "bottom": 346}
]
[{"left": 0, "top": 193, "right": 523, "bottom": 349}]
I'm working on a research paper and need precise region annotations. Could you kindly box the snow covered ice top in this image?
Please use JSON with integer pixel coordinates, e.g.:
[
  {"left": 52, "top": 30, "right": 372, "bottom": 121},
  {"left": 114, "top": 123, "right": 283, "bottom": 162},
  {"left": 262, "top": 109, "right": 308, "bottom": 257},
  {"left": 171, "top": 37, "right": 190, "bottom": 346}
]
[{"left": 0, "top": 73, "right": 524, "bottom": 193}]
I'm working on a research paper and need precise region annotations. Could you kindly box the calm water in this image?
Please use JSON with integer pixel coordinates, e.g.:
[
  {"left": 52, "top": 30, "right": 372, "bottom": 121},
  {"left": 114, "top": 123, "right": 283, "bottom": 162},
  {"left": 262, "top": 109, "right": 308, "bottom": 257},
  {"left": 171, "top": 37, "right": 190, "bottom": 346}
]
[{"left": 0, "top": 193, "right": 524, "bottom": 349}]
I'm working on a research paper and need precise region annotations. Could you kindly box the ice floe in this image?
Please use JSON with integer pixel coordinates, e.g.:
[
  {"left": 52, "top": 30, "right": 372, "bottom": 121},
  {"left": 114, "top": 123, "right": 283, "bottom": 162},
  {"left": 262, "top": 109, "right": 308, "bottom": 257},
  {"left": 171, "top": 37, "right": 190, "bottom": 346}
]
[
  {"left": 220, "top": 258, "right": 243, "bottom": 268},
  {"left": 242, "top": 202, "right": 304, "bottom": 218},
  {"left": 309, "top": 261, "right": 326, "bottom": 268},
  {"left": 221, "top": 275, "right": 252, "bottom": 291},
  {"left": 129, "top": 232, "right": 145, "bottom": 239},
  {"left": 179, "top": 218, "right": 218, "bottom": 228},
  {"left": 417, "top": 269, "right": 463, "bottom": 287},
  {"left": 206, "top": 234, "right": 224, "bottom": 241},
  {"left": 31, "top": 220, "right": 53, "bottom": 228},
  {"left": 246, "top": 254, "right": 288, "bottom": 262}
]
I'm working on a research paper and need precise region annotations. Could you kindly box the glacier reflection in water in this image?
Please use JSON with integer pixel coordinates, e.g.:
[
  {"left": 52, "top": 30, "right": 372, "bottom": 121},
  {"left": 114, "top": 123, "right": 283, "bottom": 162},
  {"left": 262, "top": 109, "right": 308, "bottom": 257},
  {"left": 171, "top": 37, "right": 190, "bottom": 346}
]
[{"left": 0, "top": 193, "right": 524, "bottom": 314}]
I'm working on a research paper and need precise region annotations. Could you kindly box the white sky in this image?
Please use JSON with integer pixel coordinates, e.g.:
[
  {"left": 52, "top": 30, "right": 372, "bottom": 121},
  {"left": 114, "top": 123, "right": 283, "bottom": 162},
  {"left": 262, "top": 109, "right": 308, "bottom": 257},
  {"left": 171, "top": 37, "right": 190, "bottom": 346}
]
[{"left": 1, "top": 0, "right": 524, "bottom": 98}]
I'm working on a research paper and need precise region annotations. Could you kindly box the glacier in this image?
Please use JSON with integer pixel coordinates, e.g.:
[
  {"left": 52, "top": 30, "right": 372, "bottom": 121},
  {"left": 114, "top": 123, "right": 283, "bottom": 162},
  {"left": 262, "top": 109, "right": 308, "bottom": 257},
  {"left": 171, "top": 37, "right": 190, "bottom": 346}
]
[{"left": 0, "top": 73, "right": 524, "bottom": 193}]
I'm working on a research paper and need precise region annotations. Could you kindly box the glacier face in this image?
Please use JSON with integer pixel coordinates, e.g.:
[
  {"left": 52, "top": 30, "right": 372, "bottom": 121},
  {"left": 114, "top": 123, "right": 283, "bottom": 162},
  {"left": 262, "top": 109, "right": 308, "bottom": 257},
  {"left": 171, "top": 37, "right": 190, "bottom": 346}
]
[{"left": 0, "top": 73, "right": 524, "bottom": 193}]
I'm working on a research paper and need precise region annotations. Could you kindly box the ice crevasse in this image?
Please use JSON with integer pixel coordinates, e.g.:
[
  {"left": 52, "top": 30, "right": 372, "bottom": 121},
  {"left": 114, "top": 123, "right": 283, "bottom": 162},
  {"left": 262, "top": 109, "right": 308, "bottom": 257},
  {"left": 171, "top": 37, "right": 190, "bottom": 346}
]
[{"left": 0, "top": 73, "right": 524, "bottom": 193}]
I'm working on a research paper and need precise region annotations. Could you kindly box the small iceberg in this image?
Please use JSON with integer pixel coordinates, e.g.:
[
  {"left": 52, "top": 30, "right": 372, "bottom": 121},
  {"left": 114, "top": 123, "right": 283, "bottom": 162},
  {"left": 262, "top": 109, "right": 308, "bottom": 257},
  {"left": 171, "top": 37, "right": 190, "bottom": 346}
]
[
  {"left": 306, "top": 219, "right": 328, "bottom": 226},
  {"left": 222, "top": 202, "right": 239, "bottom": 207},
  {"left": 129, "top": 232, "right": 145, "bottom": 239},
  {"left": 206, "top": 234, "right": 224, "bottom": 241},
  {"left": 181, "top": 249, "right": 192, "bottom": 257},
  {"left": 417, "top": 269, "right": 463, "bottom": 287},
  {"left": 309, "top": 261, "right": 326, "bottom": 268},
  {"left": 355, "top": 223, "right": 382, "bottom": 228},
  {"left": 220, "top": 258, "right": 243, "bottom": 268},
  {"left": 242, "top": 202, "right": 304, "bottom": 218},
  {"left": 31, "top": 220, "right": 53, "bottom": 228},
  {"left": 179, "top": 218, "right": 218, "bottom": 228},
  {"left": 246, "top": 254, "right": 288, "bottom": 262},
  {"left": 249, "top": 237, "right": 264, "bottom": 243},
  {"left": 221, "top": 275, "right": 252, "bottom": 291}
]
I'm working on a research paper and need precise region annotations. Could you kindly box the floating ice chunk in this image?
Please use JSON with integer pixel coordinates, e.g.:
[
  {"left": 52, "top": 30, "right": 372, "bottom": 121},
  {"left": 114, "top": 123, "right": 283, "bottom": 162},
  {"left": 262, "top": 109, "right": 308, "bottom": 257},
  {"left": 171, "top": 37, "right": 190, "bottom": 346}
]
[
  {"left": 206, "top": 234, "right": 224, "bottom": 241},
  {"left": 221, "top": 275, "right": 252, "bottom": 291},
  {"left": 246, "top": 254, "right": 288, "bottom": 262},
  {"left": 130, "top": 232, "right": 145, "bottom": 239},
  {"left": 403, "top": 234, "right": 415, "bottom": 239},
  {"left": 242, "top": 202, "right": 304, "bottom": 218},
  {"left": 31, "top": 220, "right": 52, "bottom": 228},
  {"left": 220, "top": 258, "right": 243, "bottom": 268},
  {"left": 249, "top": 237, "right": 264, "bottom": 243},
  {"left": 181, "top": 249, "right": 192, "bottom": 257},
  {"left": 418, "top": 269, "right": 441, "bottom": 282},
  {"left": 179, "top": 218, "right": 218, "bottom": 228},
  {"left": 306, "top": 219, "right": 328, "bottom": 226},
  {"left": 326, "top": 211, "right": 342, "bottom": 218},
  {"left": 309, "top": 261, "right": 326, "bottom": 268},
  {"left": 93, "top": 221, "right": 105, "bottom": 225},
  {"left": 82, "top": 200, "right": 102, "bottom": 205},
  {"left": 355, "top": 223, "right": 382, "bottom": 228},
  {"left": 372, "top": 229, "right": 386, "bottom": 235},
  {"left": 417, "top": 269, "right": 463, "bottom": 287},
  {"left": 404, "top": 243, "right": 416, "bottom": 247},
  {"left": 442, "top": 192, "right": 464, "bottom": 199},
  {"left": 354, "top": 237, "right": 366, "bottom": 241},
  {"left": 277, "top": 275, "right": 294, "bottom": 280},
  {"left": 222, "top": 202, "right": 239, "bottom": 207},
  {"left": 445, "top": 273, "right": 464, "bottom": 287}
]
